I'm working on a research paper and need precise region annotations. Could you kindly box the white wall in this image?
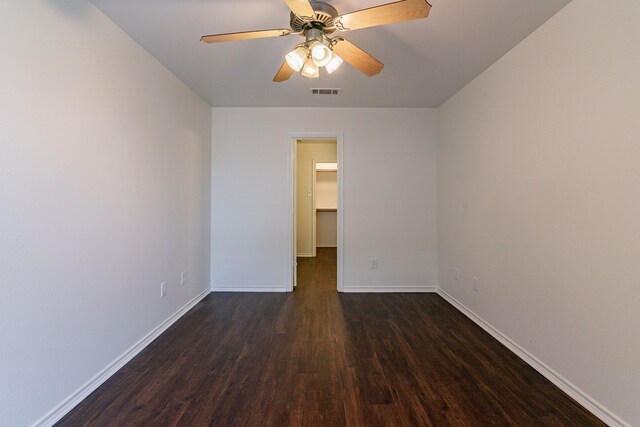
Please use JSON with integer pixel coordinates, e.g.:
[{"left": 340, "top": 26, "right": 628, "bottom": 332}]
[
  {"left": 0, "top": 2, "right": 211, "bottom": 426},
  {"left": 211, "top": 108, "right": 438, "bottom": 292},
  {"left": 438, "top": 0, "right": 640, "bottom": 425}
]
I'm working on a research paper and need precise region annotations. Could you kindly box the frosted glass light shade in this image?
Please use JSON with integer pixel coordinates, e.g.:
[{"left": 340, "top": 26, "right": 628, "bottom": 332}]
[
  {"left": 301, "top": 57, "right": 319, "bottom": 78},
  {"left": 311, "top": 42, "right": 332, "bottom": 67},
  {"left": 285, "top": 46, "right": 307, "bottom": 72},
  {"left": 325, "top": 53, "right": 343, "bottom": 74}
]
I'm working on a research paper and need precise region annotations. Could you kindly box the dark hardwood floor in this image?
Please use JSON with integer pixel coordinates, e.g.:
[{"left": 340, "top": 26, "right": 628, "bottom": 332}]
[{"left": 57, "top": 248, "right": 604, "bottom": 426}]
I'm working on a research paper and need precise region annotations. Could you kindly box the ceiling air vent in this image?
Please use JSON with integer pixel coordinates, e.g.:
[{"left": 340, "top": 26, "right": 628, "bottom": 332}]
[{"left": 311, "top": 88, "right": 341, "bottom": 95}]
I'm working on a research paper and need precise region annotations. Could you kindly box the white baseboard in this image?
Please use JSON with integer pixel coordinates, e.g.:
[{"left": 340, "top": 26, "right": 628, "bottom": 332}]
[
  {"left": 211, "top": 285, "right": 288, "bottom": 292},
  {"left": 296, "top": 253, "right": 314, "bottom": 257},
  {"left": 30, "top": 284, "right": 625, "bottom": 427},
  {"left": 436, "top": 288, "right": 628, "bottom": 427},
  {"left": 342, "top": 286, "right": 438, "bottom": 293},
  {"left": 32, "top": 288, "right": 211, "bottom": 427}
]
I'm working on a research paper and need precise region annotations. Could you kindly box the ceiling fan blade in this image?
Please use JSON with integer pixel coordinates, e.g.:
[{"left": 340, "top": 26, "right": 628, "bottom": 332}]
[
  {"left": 273, "top": 61, "right": 295, "bottom": 82},
  {"left": 332, "top": 39, "right": 383, "bottom": 76},
  {"left": 334, "top": 0, "right": 431, "bottom": 32},
  {"left": 283, "top": 0, "right": 316, "bottom": 19},
  {"left": 201, "top": 29, "right": 291, "bottom": 44}
]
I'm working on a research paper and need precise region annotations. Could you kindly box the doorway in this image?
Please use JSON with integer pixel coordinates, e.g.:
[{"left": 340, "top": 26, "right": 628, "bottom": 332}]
[{"left": 289, "top": 134, "right": 343, "bottom": 292}]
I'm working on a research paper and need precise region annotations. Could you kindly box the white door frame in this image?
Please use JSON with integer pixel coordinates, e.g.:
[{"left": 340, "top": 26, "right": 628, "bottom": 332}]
[
  {"left": 312, "top": 159, "right": 317, "bottom": 258},
  {"left": 287, "top": 132, "right": 344, "bottom": 292},
  {"left": 291, "top": 140, "right": 298, "bottom": 289}
]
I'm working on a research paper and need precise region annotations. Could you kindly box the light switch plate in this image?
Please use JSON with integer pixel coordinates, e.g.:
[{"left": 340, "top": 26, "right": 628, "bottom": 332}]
[{"left": 160, "top": 281, "right": 167, "bottom": 298}]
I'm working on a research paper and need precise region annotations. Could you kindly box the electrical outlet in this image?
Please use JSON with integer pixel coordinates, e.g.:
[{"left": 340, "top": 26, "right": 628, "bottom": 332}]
[
  {"left": 160, "top": 281, "right": 167, "bottom": 298},
  {"left": 180, "top": 271, "right": 187, "bottom": 286},
  {"left": 473, "top": 277, "right": 479, "bottom": 292},
  {"left": 455, "top": 267, "right": 460, "bottom": 281},
  {"left": 371, "top": 258, "right": 378, "bottom": 269}
]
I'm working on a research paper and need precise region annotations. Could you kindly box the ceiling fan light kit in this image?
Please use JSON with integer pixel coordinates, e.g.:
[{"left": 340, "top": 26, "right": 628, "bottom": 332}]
[
  {"left": 200, "top": 0, "right": 432, "bottom": 82},
  {"left": 284, "top": 26, "right": 342, "bottom": 78}
]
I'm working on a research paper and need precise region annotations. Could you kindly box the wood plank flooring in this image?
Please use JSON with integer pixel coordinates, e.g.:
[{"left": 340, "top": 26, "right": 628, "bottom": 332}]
[{"left": 57, "top": 248, "right": 604, "bottom": 426}]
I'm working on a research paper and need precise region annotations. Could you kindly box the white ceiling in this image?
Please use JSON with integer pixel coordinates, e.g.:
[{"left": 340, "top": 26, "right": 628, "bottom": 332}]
[{"left": 90, "top": 0, "right": 571, "bottom": 108}]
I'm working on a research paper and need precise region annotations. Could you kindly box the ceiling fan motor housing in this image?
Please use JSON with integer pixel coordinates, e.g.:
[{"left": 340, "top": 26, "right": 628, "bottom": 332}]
[
  {"left": 305, "top": 27, "right": 325, "bottom": 45},
  {"left": 290, "top": 1, "right": 339, "bottom": 35}
]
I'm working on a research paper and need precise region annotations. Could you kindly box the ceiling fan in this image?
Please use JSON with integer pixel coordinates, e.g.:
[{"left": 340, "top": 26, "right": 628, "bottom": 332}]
[{"left": 200, "top": 0, "right": 432, "bottom": 82}]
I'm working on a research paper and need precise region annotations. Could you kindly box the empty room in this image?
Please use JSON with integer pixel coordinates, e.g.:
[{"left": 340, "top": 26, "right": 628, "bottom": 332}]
[{"left": 1, "top": 0, "right": 638, "bottom": 426}]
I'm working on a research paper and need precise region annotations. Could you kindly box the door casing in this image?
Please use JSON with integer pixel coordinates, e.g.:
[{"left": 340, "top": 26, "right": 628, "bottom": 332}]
[{"left": 287, "top": 132, "right": 344, "bottom": 292}]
